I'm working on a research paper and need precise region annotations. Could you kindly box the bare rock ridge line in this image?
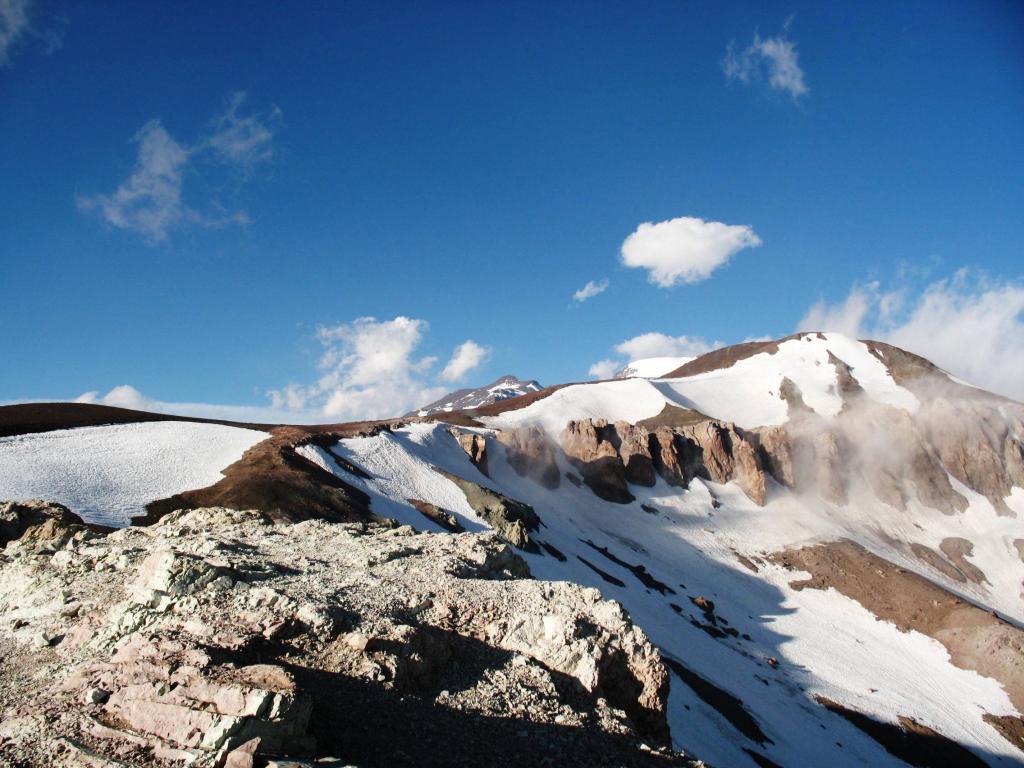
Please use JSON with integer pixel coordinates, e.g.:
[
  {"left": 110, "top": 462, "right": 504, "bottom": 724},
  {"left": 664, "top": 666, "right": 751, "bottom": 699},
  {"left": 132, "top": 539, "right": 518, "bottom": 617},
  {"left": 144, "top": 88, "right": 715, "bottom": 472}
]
[{"left": 0, "top": 506, "right": 691, "bottom": 767}]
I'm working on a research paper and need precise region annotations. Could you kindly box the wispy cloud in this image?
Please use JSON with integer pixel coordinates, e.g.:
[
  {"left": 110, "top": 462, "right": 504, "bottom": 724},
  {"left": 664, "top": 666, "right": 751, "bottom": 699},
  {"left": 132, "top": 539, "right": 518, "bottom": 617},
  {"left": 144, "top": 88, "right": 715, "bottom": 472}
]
[
  {"left": 799, "top": 269, "right": 1024, "bottom": 401},
  {"left": 78, "top": 92, "right": 279, "bottom": 243},
  {"left": 0, "top": 0, "right": 30, "bottom": 65},
  {"left": 621, "top": 215, "right": 761, "bottom": 288},
  {"left": 441, "top": 340, "right": 490, "bottom": 382},
  {"left": 573, "top": 278, "right": 609, "bottom": 303},
  {"left": 72, "top": 385, "right": 303, "bottom": 424},
  {"left": 723, "top": 19, "right": 808, "bottom": 99}
]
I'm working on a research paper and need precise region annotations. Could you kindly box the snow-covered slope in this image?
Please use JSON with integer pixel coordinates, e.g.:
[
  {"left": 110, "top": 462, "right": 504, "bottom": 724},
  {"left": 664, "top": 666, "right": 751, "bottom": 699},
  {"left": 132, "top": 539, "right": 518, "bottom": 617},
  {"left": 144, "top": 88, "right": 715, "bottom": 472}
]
[
  {"left": 0, "top": 422, "right": 266, "bottom": 526},
  {"left": 615, "top": 356, "right": 693, "bottom": 379},
  {"left": 492, "top": 333, "right": 920, "bottom": 432},
  {"left": 410, "top": 374, "right": 542, "bottom": 416},
  {"left": 305, "top": 333, "right": 1024, "bottom": 767}
]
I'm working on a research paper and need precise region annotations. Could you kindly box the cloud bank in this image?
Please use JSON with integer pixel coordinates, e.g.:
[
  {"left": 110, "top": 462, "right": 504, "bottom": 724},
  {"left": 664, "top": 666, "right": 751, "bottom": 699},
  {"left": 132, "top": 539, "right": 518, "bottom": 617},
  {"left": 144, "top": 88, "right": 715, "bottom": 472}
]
[
  {"left": 723, "top": 20, "right": 808, "bottom": 99},
  {"left": 621, "top": 216, "right": 761, "bottom": 287},
  {"left": 799, "top": 269, "right": 1024, "bottom": 401},
  {"left": 79, "top": 92, "right": 279, "bottom": 242}
]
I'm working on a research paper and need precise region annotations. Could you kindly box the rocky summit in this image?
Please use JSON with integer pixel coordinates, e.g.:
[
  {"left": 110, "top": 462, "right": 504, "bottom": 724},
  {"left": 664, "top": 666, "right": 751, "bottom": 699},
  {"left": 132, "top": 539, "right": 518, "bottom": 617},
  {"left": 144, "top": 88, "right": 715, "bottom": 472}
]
[{"left": 0, "top": 504, "right": 692, "bottom": 768}]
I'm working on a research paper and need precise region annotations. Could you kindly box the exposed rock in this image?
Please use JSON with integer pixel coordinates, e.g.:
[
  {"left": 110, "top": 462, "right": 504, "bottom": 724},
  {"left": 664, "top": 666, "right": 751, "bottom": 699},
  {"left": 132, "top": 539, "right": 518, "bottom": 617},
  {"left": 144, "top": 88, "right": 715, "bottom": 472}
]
[
  {"left": 494, "top": 426, "right": 560, "bottom": 489},
  {"left": 0, "top": 506, "right": 688, "bottom": 767},
  {"left": 407, "top": 499, "right": 464, "bottom": 533},
  {"left": 939, "top": 537, "right": 987, "bottom": 585},
  {"left": 560, "top": 419, "right": 634, "bottom": 504},
  {"left": 448, "top": 427, "right": 489, "bottom": 476},
  {"left": 614, "top": 422, "right": 656, "bottom": 488},
  {"left": 752, "top": 427, "right": 794, "bottom": 488},
  {"left": 432, "top": 468, "right": 541, "bottom": 552},
  {"left": 0, "top": 500, "right": 86, "bottom": 547},
  {"left": 674, "top": 422, "right": 766, "bottom": 505},
  {"left": 650, "top": 427, "right": 685, "bottom": 487}
]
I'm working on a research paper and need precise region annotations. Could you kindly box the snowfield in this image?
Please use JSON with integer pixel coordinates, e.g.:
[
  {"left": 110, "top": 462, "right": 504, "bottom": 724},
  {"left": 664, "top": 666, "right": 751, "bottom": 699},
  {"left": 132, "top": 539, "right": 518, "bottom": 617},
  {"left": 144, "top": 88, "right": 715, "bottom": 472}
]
[
  {"left": 0, "top": 422, "right": 266, "bottom": 526},
  {"left": 331, "top": 421, "right": 1024, "bottom": 767}
]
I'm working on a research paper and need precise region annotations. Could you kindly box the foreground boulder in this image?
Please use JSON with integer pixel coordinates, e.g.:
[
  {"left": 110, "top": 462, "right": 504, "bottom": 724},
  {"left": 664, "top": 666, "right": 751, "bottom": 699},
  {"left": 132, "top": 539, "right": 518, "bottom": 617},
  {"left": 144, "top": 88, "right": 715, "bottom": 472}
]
[{"left": 0, "top": 506, "right": 689, "bottom": 767}]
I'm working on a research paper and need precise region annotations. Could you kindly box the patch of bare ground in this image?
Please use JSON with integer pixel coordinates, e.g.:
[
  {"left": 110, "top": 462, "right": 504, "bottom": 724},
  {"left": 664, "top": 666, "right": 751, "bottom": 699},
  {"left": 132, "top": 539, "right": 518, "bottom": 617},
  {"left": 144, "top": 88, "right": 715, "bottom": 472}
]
[
  {"left": 636, "top": 404, "right": 711, "bottom": 431},
  {"left": 663, "top": 335, "right": 803, "bottom": 378},
  {"left": 139, "top": 427, "right": 379, "bottom": 526},
  {"left": 984, "top": 713, "right": 1024, "bottom": 751},
  {"left": 0, "top": 402, "right": 274, "bottom": 438},
  {"left": 772, "top": 540, "right": 1024, "bottom": 751},
  {"left": 940, "top": 537, "right": 988, "bottom": 585},
  {"left": 815, "top": 696, "right": 988, "bottom": 768}
]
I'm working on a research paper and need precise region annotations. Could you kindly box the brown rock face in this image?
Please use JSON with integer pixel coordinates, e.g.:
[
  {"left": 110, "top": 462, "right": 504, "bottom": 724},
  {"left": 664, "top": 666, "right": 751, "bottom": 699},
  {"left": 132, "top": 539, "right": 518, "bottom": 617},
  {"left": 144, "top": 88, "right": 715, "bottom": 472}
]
[
  {"left": 560, "top": 412, "right": 768, "bottom": 506},
  {"left": 0, "top": 500, "right": 87, "bottom": 547},
  {"left": 560, "top": 419, "right": 635, "bottom": 504},
  {"left": 495, "top": 426, "right": 560, "bottom": 489},
  {"left": 650, "top": 427, "right": 685, "bottom": 487},
  {"left": 673, "top": 421, "right": 767, "bottom": 505},
  {"left": 449, "top": 428, "right": 489, "bottom": 476},
  {"left": 614, "top": 421, "right": 656, "bottom": 487}
]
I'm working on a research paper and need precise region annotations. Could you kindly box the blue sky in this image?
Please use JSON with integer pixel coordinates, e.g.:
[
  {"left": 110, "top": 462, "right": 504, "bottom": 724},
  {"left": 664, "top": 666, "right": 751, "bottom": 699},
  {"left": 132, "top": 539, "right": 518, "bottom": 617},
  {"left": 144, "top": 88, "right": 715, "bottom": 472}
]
[{"left": 2, "top": 0, "right": 1023, "bottom": 419}]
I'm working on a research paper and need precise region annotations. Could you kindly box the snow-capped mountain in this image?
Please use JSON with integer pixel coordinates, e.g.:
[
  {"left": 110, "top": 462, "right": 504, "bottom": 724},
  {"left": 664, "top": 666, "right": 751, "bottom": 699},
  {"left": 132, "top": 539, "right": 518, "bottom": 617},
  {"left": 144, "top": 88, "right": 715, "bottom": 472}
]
[
  {"left": 3, "top": 332, "right": 1024, "bottom": 767},
  {"left": 615, "top": 356, "right": 694, "bottom": 379},
  {"left": 409, "top": 374, "right": 542, "bottom": 416}
]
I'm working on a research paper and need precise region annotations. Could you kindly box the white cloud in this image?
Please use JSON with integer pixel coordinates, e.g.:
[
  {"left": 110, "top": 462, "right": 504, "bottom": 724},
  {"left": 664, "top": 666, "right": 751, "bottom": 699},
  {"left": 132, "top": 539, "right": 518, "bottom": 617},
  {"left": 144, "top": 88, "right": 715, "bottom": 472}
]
[
  {"left": 614, "top": 332, "right": 716, "bottom": 361},
  {"left": 440, "top": 340, "right": 490, "bottom": 382},
  {"left": 723, "top": 20, "right": 808, "bottom": 99},
  {"left": 0, "top": 0, "right": 30, "bottom": 65},
  {"left": 79, "top": 92, "right": 278, "bottom": 242},
  {"left": 798, "top": 270, "right": 1024, "bottom": 401},
  {"left": 588, "top": 359, "right": 620, "bottom": 380},
  {"left": 268, "top": 316, "right": 450, "bottom": 421},
  {"left": 620, "top": 216, "right": 761, "bottom": 287},
  {"left": 587, "top": 332, "right": 720, "bottom": 379},
  {"left": 573, "top": 278, "right": 609, "bottom": 303}
]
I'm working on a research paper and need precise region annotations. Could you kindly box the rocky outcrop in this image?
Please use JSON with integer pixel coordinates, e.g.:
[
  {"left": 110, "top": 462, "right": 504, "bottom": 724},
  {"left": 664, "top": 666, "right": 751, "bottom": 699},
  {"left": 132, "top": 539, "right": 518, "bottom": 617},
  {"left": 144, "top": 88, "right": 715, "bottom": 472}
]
[
  {"left": 0, "top": 506, "right": 688, "bottom": 767},
  {"left": 0, "top": 500, "right": 88, "bottom": 547},
  {"left": 432, "top": 467, "right": 542, "bottom": 552},
  {"left": 449, "top": 427, "right": 489, "bottom": 476},
  {"left": 495, "top": 425, "right": 560, "bottom": 489},
  {"left": 561, "top": 414, "right": 769, "bottom": 506},
  {"left": 615, "top": 422, "right": 656, "bottom": 487},
  {"left": 561, "top": 419, "right": 635, "bottom": 504}
]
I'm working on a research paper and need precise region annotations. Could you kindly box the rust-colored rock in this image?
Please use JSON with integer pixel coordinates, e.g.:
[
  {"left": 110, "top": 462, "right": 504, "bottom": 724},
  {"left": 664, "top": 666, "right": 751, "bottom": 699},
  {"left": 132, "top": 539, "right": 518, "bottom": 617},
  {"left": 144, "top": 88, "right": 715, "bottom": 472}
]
[
  {"left": 449, "top": 427, "right": 489, "bottom": 476},
  {"left": 560, "top": 419, "right": 634, "bottom": 504},
  {"left": 614, "top": 421, "right": 656, "bottom": 487}
]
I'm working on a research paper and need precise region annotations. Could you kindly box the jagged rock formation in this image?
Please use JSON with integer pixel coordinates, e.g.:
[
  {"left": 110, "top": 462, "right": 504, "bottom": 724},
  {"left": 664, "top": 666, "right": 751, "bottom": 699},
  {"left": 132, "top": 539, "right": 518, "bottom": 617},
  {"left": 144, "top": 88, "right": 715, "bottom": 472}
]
[
  {"left": 431, "top": 467, "right": 542, "bottom": 552},
  {"left": 494, "top": 426, "right": 561, "bottom": 489},
  {"left": 0, "top": 506, "right": 691, "bottom": 768},
  {"left": 561, "top": 420, "right": 635, "bottom": 503},
  {"left": 448, "top": 427, "right": 489, "bottom": 476},
  {"left": 560, "top": 415, "right": 768, "bottom": 506}
]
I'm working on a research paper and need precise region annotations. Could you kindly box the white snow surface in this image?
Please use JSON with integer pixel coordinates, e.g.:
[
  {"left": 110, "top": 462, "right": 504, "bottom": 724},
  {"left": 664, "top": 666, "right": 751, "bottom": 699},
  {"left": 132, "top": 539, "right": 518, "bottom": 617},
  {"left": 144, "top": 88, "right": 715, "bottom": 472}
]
[
  {"left": 488, "top": 334, "right": 920, "bottom": 432},
  {"left": 616, "top": 356, "right": 692, "bottom": 379},
  {"left": 331, "top": 418, "right": 1024, "bottom": 768},
  {"left": 0, "top": 422, "right": 266, "bottom": 527}
]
